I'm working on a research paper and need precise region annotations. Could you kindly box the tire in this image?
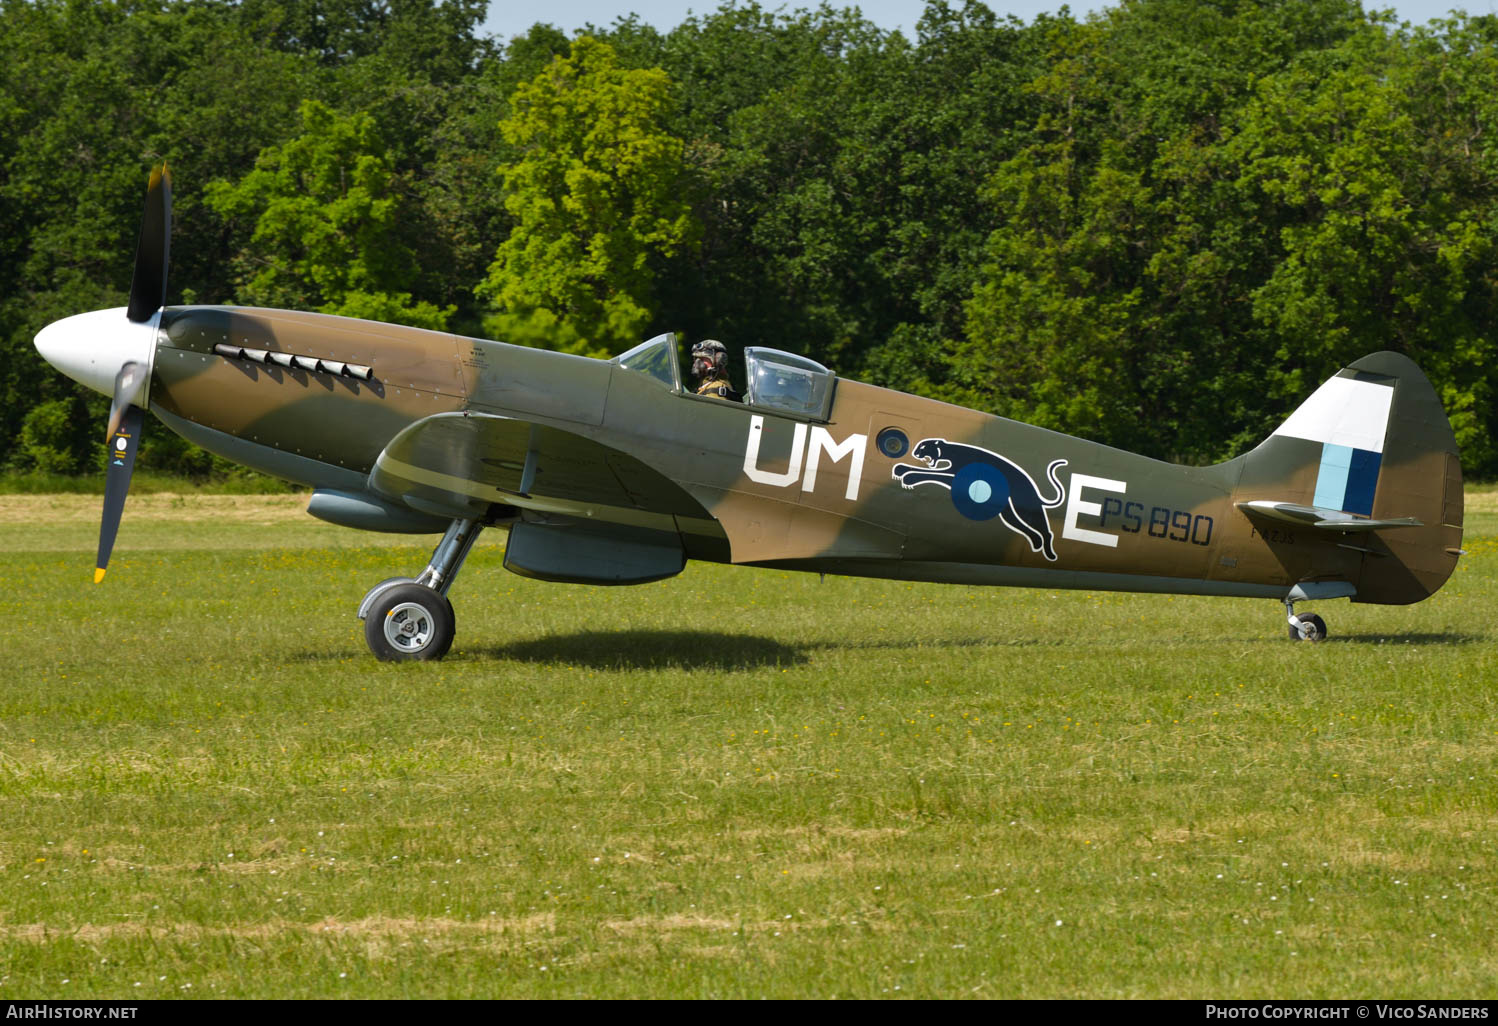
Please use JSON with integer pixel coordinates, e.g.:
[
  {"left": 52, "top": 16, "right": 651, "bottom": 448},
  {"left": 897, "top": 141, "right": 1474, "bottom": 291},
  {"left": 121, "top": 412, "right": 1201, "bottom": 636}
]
[
  {"left": 1300, "top": 613, "right": 1327, "bottom": 642},
  {"left": 364, "top": 583, "right": 455, "bottom": 662},
  {"left": 1291, "top": 612, "right": 1328, "bottom": 642}
]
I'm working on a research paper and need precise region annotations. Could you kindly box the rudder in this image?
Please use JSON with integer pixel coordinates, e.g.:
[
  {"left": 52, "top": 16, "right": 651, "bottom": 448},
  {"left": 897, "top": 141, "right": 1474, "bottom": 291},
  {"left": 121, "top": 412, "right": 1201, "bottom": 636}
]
[{"left": 1243, "top": 352, "right": 1463, "bottom": 605}]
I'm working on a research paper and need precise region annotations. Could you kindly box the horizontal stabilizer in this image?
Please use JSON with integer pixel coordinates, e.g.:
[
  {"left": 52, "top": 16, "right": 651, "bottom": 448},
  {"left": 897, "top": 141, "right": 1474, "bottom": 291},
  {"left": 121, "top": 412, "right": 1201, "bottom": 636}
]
[{"left": 1235, "top": 500, "right": 1423, "bottom": 532}]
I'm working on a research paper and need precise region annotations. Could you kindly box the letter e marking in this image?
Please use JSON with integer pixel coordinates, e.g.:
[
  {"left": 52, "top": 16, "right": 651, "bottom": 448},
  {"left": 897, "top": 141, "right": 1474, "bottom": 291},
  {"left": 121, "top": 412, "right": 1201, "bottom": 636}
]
[{"left": 1063, "top": 473, "right": 1127, "bottom": 548}]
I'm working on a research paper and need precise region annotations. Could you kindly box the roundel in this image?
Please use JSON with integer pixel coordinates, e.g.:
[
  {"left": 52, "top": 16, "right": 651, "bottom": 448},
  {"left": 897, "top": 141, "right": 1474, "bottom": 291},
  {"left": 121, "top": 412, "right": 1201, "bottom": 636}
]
[{"left": 950, "top": 462, "right": 1010, "bottom": 521}]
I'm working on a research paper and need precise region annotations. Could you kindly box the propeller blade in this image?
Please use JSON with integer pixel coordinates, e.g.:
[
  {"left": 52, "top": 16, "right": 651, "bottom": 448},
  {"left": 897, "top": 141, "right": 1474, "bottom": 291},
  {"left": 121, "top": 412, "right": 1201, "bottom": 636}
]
[
  {"left": 96, "top": 403, "right": 144, "bottom": 583},
  {"left": 105, "top": 361, "right": 145, "bottom": 440},
  {"left": 126, "top": 165, "right": 172, "bottom": 323},
  {"left": 97, "top": 165, "right": 169, "bottom": 581}
]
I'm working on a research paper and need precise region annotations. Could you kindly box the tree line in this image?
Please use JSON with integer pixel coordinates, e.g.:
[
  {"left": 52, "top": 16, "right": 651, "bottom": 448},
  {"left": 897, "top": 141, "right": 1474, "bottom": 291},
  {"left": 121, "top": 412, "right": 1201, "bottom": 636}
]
[{"left": 5, "top": 0, "right": 1497, "bottom": 478}]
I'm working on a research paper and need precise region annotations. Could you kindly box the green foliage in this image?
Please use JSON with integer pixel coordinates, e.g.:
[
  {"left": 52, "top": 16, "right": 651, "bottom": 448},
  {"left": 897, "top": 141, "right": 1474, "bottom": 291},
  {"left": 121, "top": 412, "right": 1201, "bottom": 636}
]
[
  {"left": 7, "top": 0, "right": 1498, "bottom": 478},
  {"left": 235, "top": 0, "right": 491, "bottom": 78},
  {"left": 956, "top": 0, "right": 1498, "bottom": 469},
  {"left": 206, "top": 99, "right": 454, "bottom": 330},
  {"left": 642, "top": 1, "right": 1045, "bottom": 389},
  {"left": 1226, "top": 17, "right": 1498, "bottom": 469},
  {"left": 0, "top": 468, "right": 297, "bottom": 494},
  {"left": 18, "top": 398, "right": 89, "bottom": 474},
  {"left": 956, "top": 0, "right": 1374, "bottom": 460},
  {"left": 0, "top": 0, "right": 317, "bottom": 475},
  {"left": 478, "top": 36, "right": 697, "bottom": 356}
]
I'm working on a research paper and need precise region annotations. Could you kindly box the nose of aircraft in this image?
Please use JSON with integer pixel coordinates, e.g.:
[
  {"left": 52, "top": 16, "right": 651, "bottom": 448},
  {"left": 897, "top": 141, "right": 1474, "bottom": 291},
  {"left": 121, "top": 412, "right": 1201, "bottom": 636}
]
[{"left": 34, "top": 308, "right": 157, "bottom": 403}]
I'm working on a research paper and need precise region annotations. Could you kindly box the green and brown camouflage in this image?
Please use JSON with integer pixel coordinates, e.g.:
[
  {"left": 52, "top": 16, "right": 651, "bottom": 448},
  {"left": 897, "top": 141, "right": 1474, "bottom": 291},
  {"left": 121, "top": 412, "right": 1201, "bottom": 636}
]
[
  {"left": 35, "top": 168, "right": 1464, "bottom": 659},
  {"left": 148, "top": 307, "right": 1461, "bottom": 598}
]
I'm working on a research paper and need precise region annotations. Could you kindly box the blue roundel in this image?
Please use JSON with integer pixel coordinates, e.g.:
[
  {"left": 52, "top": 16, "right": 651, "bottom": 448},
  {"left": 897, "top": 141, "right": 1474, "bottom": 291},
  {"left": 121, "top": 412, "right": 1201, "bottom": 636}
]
[{"left": 950, "top": 462, "right": 1010, "bottom": 521}]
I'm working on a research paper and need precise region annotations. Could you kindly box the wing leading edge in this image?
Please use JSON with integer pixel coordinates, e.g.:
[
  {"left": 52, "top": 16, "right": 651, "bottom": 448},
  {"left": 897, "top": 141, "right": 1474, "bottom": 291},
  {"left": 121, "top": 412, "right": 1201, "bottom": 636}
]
[{"left": 369, "top": 411, "right": 721, "bottom": 538}]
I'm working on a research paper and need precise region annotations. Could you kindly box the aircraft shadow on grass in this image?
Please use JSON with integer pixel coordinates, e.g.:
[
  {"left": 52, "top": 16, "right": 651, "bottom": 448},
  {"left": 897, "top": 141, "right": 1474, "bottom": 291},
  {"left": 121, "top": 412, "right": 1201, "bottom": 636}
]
[
  {"left": 467, "top": 630, "right": 1041, "bottom": 667},
  {"left": 460, "top": 629, "right": 810, "bottom": 670}
]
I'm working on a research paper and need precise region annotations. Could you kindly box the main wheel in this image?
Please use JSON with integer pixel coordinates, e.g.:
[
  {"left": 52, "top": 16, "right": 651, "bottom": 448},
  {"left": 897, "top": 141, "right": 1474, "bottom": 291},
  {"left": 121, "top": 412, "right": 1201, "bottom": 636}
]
[
  {"left": 1294, "top": 613, "right": 1327, "bottom": 642},
  {"left": 364, "top": 583, "right": 455, "bottom": 661}
]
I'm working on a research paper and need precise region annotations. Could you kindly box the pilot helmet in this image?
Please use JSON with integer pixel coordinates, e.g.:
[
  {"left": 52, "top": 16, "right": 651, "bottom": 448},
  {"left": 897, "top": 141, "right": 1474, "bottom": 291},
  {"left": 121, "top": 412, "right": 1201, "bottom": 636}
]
[{"left": 690, "top": 339, "right": 728, "bottom": 378}]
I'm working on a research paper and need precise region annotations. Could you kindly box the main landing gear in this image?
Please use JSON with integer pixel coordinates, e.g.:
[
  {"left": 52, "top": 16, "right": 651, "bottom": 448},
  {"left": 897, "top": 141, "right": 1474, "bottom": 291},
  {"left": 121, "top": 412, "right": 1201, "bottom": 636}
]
[
  {"left": 1284, "top": 597, "right": 1328, "bottom": 643},
  {"left": 358, "top": 518, "right": 483, "bottom": 661}
]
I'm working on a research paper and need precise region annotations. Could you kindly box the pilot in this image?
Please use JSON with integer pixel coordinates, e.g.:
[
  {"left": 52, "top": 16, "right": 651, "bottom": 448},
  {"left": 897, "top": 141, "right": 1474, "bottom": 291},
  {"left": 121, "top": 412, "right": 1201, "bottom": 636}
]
[{"left": 690, "top": 339, "right": 741, "bottom": 402}]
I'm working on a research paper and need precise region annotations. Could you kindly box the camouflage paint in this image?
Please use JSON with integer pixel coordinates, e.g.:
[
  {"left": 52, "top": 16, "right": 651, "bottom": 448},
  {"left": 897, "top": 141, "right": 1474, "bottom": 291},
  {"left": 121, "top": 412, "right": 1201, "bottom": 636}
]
[{"left": 146, "top": 307, "right": 1462, "bottom": 608}]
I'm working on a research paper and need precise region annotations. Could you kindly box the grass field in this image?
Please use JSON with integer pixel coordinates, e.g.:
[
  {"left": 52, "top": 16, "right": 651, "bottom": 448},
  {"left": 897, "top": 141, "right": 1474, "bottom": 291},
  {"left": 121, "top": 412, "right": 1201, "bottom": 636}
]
[{"left": 2, "top": 490, "right": 1496, "bottom": 999}]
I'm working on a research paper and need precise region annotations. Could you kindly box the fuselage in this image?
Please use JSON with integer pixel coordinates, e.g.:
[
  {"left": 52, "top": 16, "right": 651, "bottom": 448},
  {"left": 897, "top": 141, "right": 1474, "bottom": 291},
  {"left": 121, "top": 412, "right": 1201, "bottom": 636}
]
[{"left": 40, "top": 304, "right": 1462, "bottom": 606}]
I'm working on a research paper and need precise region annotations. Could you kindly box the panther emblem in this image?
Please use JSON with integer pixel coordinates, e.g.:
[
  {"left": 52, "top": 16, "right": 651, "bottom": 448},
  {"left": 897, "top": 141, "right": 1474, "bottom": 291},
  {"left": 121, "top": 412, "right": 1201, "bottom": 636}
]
[{"left": 893, "top": 439, "right": 1068, "bottom": 561}]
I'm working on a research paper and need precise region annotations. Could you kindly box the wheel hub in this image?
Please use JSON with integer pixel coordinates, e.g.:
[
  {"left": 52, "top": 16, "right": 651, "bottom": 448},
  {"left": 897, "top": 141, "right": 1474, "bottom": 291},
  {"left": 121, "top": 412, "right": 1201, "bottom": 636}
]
[{"left": 384, "top": 602, "right": 434, "bottom": 651}]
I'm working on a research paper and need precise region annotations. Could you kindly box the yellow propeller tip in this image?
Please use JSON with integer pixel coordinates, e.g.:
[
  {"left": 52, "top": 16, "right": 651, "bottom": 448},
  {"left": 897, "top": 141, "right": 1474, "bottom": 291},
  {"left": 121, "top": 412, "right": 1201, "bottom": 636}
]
[{"left": 93, "top": 568, "right": 107, "bottom": 584}]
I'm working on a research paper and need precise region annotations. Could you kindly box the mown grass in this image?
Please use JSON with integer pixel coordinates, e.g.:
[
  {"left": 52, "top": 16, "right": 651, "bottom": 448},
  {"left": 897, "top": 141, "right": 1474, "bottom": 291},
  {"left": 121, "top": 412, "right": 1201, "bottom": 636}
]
[
  {"left": 1, "top": 491, "right": 1495, "bottom": 998},
  {"left": 0, "top": 471, "right": 296, "bottom": 496}
]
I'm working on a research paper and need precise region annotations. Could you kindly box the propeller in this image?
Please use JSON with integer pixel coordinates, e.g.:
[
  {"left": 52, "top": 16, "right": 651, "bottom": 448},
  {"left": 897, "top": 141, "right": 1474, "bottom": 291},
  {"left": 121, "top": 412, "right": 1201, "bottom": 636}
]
[
  {"left": 95, "top": 165, "right": 171, "bottom": 583},
  {"left": 96, "top": 397, "right": 144, "bottom": 584},
  {"left": 127, "top": 165, "right": 172, "bottom": 324}
]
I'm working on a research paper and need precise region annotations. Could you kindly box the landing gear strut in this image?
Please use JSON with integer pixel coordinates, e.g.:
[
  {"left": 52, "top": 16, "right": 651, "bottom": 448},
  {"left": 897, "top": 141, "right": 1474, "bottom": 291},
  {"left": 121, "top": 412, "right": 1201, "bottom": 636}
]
[
  {"left": 1284, "top": 597, "right": 1328, "bottom": 642},
  {"left": 359, "top": 518, "right": 482, "bottom": 661}
]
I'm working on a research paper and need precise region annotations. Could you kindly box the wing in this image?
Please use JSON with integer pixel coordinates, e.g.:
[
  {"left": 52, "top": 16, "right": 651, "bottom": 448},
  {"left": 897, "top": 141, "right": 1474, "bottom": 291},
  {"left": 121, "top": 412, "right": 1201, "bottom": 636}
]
[
  {"left": 369, "top": 411, "right": 720, "bottom": 538},
  {"left": 1235, "top": 500, "right": 1423, "bottom": 532}
]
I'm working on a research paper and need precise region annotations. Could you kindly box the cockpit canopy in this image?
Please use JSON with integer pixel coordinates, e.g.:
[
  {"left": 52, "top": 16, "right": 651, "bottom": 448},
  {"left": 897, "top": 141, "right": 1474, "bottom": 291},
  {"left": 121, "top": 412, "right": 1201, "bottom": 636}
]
[
  {"left": 613, "top": 334, "right": 835, "bottom": 421},
  {"left": 742, "top": 347, "right": 833, "bottom": 420}
]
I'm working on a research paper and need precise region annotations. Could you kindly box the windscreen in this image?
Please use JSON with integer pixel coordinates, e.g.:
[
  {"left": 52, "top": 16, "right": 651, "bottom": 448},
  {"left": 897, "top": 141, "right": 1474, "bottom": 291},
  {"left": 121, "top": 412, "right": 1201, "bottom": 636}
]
[{"left": 614, "top": 333, "right": 681, "bottom": 390}]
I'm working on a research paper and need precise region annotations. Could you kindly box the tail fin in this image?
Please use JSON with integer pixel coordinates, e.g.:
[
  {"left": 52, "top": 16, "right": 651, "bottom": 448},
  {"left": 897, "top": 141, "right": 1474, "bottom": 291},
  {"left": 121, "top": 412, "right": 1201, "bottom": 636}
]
[{"left": 1239, "top": 352, "right": 1463, "bottom": 605}]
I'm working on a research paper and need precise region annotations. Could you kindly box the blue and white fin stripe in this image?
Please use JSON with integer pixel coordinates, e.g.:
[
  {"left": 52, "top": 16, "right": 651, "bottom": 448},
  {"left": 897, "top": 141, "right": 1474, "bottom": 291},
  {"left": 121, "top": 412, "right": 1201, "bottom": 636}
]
[{"left": 1273, "top": 374, "right": 1394, "bottom": 517}]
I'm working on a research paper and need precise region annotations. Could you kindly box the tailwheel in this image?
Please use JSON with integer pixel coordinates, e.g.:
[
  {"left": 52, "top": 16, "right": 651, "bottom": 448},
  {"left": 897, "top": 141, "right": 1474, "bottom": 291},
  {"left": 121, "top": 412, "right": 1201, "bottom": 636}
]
[
  {"left": 1296, "top": 613, "right": 1328, "bottom": 642},
  {"left": 1287, "top": 612, "right": 1328, "bottom": 642},
  {"left": 365, "top": 583, "right": 455, "bottom": 662},
  {"left": 1284, "top": 596, "right": 1328, "bottom": 643}
]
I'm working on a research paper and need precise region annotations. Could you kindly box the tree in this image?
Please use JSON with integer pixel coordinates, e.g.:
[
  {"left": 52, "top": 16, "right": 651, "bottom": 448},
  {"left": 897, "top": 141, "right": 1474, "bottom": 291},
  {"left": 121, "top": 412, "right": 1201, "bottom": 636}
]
[
  {"left": 233, "top": 0, "right": 490, "bottom": 80},
  {"left": 6, "top": 0, "right": 1497, "bottom": 481},
  {"left": 956, "top": 0, "right": 1372, "bottom": 462},
  {"left": 1222, "top": 18, "right": 1498, "bottom": 470},
  {"left": 0, "top": 0, "right": 317, "bottom": 473},
  {"left": 477, "top": 36, "right": 697, "bottom": 356},
  {"left": 615, "top": 2, "right": 1046, "bottom": 389},
  {"left": 205, "top": 98, "right": 453, "bottom": 329}
]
